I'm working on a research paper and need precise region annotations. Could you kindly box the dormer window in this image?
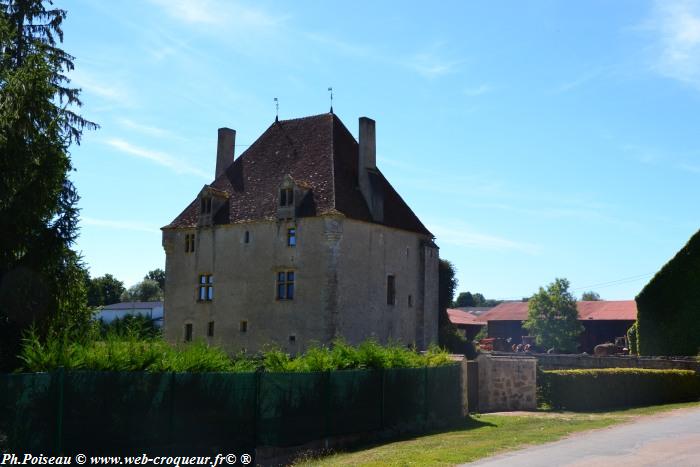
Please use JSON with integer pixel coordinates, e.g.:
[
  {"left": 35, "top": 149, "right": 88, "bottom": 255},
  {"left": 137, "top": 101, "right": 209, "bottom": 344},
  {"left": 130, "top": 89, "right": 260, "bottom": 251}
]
[
  {"left": 201, "top": 197, "right": 212, "bottom": 214},
  {"left": 280, "top": 187, "right": 294, "bottom": 207}
]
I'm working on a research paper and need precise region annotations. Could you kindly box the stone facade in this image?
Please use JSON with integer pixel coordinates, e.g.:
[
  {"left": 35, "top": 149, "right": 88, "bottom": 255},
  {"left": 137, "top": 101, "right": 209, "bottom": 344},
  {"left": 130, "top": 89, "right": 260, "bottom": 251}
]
[
  {"left": 476, "top": 354, "right": 537, "bottom": 412},
  {"left": 161, "top": 113, "right": 439, "bottom": 354}
]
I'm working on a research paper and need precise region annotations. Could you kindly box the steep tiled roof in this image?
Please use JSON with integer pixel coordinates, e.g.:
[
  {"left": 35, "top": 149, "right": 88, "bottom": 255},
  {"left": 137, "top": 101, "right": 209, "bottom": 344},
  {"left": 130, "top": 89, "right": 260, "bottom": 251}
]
[
  {"left": 164, "top": 113, "right": 431, "bottom": 236},
  {"left": 480, "top": 300, "right": 637, "bottom": 321},
  {"left": 447, "top": 308, "right": 487, "bottom": 326}
]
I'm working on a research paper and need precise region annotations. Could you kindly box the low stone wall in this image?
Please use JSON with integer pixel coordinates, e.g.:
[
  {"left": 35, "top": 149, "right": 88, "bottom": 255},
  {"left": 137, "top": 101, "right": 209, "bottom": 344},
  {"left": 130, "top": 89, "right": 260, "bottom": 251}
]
[
  {"left": 534, "top": 353, "right": 700, "bottom": 372},
  {"left": 476, "top": 353, "right": 537, "bottom": 412}
]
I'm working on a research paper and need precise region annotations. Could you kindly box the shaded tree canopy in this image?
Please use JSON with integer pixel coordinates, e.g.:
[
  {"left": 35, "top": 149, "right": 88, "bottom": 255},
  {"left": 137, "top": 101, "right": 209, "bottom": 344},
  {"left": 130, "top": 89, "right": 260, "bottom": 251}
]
[
  {"left": 581, "top": 291, "right": 601, "bottom": 301},
  {"left": 0, "top": 0, "right": 97, "bottom": 369},
  {"left": 455, "top": 291, "right": 502, "bottom": 308},
  {"left": 145, "top": 268, "right": 165, "bottom": 290},
  {"left": 455, "top": 292, "right": 474, "bottom": 307},
  {"left": 523, "top": 278, "right": 583, "bottom": 353},
  {"left": 86, "top": 273, "right": 125, "bottom": 307},
  {"left": 121, "top": 279, "right": 163, "bottom": 303}
]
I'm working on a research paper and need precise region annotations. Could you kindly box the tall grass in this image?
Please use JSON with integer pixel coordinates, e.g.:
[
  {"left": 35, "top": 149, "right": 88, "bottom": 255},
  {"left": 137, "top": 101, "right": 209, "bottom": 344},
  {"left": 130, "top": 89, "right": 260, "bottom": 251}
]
[{"left": 18, "top": 331, "right": 454, "bottom": 373}]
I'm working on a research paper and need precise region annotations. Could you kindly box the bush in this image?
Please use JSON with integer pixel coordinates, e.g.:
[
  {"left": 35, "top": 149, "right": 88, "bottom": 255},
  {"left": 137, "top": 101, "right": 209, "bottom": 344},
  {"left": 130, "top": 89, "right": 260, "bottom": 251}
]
[
  {"left": 636, "top": 229, "right": 700, "bottom": 356},
  {"left": 539, "top": 368, "right": 700, "bottom": 410},
  {"left": 17, "top": 333, "right": 455, "bottom": 373}
]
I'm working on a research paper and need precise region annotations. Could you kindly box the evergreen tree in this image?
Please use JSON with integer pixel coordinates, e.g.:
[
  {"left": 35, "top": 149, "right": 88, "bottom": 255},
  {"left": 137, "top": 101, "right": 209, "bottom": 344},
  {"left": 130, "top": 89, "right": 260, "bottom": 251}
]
[{"left": 0, "top": 0, "right": 96, "bottom": 369}]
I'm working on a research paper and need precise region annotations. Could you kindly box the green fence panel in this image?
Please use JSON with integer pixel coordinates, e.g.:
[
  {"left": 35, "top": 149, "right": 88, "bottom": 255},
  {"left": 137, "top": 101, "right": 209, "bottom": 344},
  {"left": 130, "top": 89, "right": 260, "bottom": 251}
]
[
  {"left": 257, "top": 372, "right": 326, "bottom": 446},
  {"left": 170, "top": 372, "right": 257, "bottom": 454},
  {"left": 426, "top": 365, "right": 462, "bottom": 427},
  {"left": 61, "top": 371, "right": 172, "bottom": 455},
  {"left": 0, "top": 373, "right": 54, "bottom": 454},
  {"left": 328, "top": 369, "right": 382, "bottom": 436},
  {"left": 382, "top": 368, "right": 426, "bottom": 433}
]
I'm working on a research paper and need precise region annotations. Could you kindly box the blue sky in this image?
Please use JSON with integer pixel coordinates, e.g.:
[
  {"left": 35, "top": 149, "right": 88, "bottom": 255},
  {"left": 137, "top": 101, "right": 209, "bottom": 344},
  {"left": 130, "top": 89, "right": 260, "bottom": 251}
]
[{"left": 63, "top": 0, "right": 700, "bottom": 300}]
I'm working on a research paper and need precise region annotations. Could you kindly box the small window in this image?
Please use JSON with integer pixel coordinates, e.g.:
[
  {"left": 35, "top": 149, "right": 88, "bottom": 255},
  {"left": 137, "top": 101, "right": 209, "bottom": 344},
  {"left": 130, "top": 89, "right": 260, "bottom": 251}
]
[
  {"left": 289, "top": 335, "right": 296, "bottom": 343},
  {"left": 185, "top": 233, "right": 195, "bottom": 253},
  {"left": 276, "top": 271, "right": 295, "bottom": 300},
  {"left": 279, "top": 188, "right": 294, "bottom": 207},
  {"left": 244, "top": 231, "right": 250, "bottom": 244},
  {"left": 184, "top": 323, "right": 193, "bottom": 342},
  {"left": 387, "top": 275, "right": 396, "bottom": 305},
  {"left": 207, "top": 321, "right": 215, "bottom": 337},
  {"left": 200, "top": 197, "right": 212, "bottom": 214},
  {"left": 240, "top": 320, "right": 248, "bottom": 332},
  {"left": 408, "top": 294, "right": 413, "bottom": 307},
  {"left": 287, "top": 228, "right": 296, "bottom": 247},
  {"left": 198, "top": 274, "right": 213, "bottom": 302}
]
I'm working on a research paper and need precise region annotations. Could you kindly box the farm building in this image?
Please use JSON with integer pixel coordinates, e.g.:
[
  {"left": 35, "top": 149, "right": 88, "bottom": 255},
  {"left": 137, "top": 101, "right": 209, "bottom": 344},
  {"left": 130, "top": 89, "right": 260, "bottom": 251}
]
[{"left": 480, "top": 300, "right": 637, "bottom": 353}]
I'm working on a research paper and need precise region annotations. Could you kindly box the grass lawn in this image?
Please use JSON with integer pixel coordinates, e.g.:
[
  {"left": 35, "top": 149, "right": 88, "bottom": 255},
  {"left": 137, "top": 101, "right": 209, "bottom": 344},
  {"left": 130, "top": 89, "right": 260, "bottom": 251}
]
[{"left": 293, "top": 401, "right": 700, "bottom": 467}]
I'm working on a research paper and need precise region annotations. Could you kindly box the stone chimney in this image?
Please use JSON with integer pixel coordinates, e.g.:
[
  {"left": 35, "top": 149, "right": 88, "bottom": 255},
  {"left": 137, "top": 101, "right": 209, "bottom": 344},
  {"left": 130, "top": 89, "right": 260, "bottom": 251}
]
[
  {"left": 358, "top": 117, "right": 383, "bottom": 222},
  {"left": 359, "top": 117, "right": 376, "bottom": 171},
  {"left": 215, "top": 127, "right": 236, "bottom": 178}
]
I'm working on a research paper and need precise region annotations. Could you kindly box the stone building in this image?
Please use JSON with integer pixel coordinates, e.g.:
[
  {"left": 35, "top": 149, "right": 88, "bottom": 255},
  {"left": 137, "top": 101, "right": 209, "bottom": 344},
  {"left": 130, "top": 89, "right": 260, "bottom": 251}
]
[{"left": 161, "top": 113, "right": 439, "bottom": 354}]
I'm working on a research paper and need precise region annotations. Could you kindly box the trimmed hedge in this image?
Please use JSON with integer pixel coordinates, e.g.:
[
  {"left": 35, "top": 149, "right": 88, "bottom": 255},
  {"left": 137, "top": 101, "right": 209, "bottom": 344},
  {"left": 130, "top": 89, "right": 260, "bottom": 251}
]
[
  {"left": 540, "top": 368, "right": 700, "bottom": 410},
  {"left": 636, "top": 228, "right": 700, "bottom": 356}
]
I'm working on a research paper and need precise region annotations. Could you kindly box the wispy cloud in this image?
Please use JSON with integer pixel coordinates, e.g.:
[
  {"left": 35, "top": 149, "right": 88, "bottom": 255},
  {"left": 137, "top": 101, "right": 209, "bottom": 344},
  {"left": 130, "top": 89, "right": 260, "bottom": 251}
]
[
  {"left": 117, "top": 118, "right": 178, "bottom": 139},
  {"left": 149, "top": 0, "right": 284, "bottom": 31},
  {"left": 677, "top": 162, "right": 700, "bottom": 173},
  {"left": 404, "top": 51, "right": 462, "bottom": 78},
  {"left": 105, "top": 138, "right": 210, "bottom": 179},
  {"left": 553, "top": 68, "right": 604, "bottom": 94},
  {"left": 429, "top": 222, "right": 541, "bottom": 255},
  {"left": 463, "top": 84, "right": 493, "bottom": 97},
  {"left": 648, "top": 0, "right": 700, "bottom": 87},
  {"left": 82, "top": 216, "right": 160, "bottom": 233},
  {"left": 70, "top": 70, "right": 132, "bottom": 105}
]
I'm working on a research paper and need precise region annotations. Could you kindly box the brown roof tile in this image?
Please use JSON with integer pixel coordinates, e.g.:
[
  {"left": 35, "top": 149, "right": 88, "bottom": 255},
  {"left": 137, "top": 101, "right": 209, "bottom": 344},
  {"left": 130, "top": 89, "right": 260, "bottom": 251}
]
[
  {"left": 479, "top": 300, "right": 638, "bottom": 321},
  {"left": 164, "top": 113, "right": 431, "bottom": 236}
]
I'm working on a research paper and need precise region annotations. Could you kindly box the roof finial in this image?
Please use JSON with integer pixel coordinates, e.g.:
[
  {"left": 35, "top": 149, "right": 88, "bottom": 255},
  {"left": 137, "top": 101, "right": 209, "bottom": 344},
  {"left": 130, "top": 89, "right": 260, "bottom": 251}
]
[
  {"left": 274, "top": 97, "right": 279, "bottom": 122},
  {"left": 328, "top": 87, "right": 333, "bottom": 113}
]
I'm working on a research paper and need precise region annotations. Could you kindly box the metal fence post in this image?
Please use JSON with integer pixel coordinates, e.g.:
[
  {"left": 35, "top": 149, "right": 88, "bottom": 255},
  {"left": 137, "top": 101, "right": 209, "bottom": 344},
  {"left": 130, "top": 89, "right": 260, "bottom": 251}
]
[
  {"left": 168, "top": 372, "right": 175, "bottom": 453},
  {"left": 324, "top": 371, "right": 331, "bottom": 438},
  {"left": 55, "top": 367, "right": 65, "bottom": 454}
]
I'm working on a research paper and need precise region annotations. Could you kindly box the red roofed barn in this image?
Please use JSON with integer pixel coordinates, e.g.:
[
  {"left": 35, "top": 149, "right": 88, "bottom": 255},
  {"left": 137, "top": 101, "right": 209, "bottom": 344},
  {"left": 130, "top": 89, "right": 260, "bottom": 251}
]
[
  {"left": 481, "top": 300, "right": 637, "bottom": 353},
  {"left": 161, "top": 113, "right": 439, "bottom": 353}
]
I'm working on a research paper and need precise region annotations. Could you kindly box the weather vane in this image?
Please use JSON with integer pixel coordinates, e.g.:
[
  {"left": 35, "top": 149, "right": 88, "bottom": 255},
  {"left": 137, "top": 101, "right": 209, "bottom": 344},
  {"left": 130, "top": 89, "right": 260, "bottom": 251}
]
[
  {"left": 328, "top": 87, "right": 333, "bottom": 113},
  {"left": 274, "top": 97, "right": 279, "bottom": 121}
]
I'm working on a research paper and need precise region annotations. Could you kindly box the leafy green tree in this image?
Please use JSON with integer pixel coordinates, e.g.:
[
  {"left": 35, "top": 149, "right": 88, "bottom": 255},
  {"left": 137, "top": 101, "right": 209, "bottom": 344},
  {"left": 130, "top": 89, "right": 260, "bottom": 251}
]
[
  {"left": 86, "top": 274, "right": 125, "bottom": 307},
  {"left": 121, "top": 279, "right": 164, "bottom": 302},
  {"left": 438, "top": 259, "right": 458, "bottom": 320},
  {"left": 472, "top": 293, "right": 486, "bottom": 306},
  {"left": 0, "top": 0, "right": 96, "bottom": 369},
  {"left": 455, "top": 292, "right": 475, "bottom": 307},
  {"left": 523, "top": 278, "right": 583, "bottom": 353},
  {"left": 145, "top": 268, "right": 165, "bottom": 290},
  {"left": 581, "top": 291, "right": 601, "bottom": 301}
]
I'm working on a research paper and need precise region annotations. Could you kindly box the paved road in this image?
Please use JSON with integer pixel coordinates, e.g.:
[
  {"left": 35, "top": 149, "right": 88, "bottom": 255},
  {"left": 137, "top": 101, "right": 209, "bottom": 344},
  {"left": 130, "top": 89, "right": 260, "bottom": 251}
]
[{"left": 462, "top": 407, "right": 700, "bottom": 467}]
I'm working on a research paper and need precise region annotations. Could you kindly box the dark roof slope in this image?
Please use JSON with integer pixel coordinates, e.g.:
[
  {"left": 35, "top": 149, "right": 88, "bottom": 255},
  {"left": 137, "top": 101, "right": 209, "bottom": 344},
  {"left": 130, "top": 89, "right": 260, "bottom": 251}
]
[{"left": 165, "top": 113, "right": 431, "bottom": 236}]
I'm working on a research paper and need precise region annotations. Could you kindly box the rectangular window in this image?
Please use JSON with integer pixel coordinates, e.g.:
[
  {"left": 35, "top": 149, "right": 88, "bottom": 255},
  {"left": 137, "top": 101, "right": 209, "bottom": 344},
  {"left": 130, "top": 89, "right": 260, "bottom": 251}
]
[
  {"left": 198, "top": 274, "right": 213, "bottom": 302},
  {"left": 244, "top": 231, "right": 250, "bottom": 243},
  {"left": 201, "top": 197, "right": 212, "bottom": 214},
  {"left": 276, "top": 271, "right": 295, "bottom": 300},
  {"left": 184, "top": 323, "right": 193, "bottom": 342},
  {"left": 408, "top": 294, "right": 413, "bottom": 307},
  {"left": 207, "top": 321, "right": 215, "bottom": 337},
  {"left": 287, "top": 228, "right": 296, "bottom": 247},
  {"left": 240, "top": 320, "right": 248, "bottom": 332},
  {"left": 289, "top": 335, "right": 296, "bottom": 343},
  {"left": 387, "top": 275, "right": 396, "bottom": 305},
  {"left": 185, "top": 234, "right": 195, "bottom": 253},
  {"left": 279, "top": 188, "right": 294, "bottom": 207}
]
